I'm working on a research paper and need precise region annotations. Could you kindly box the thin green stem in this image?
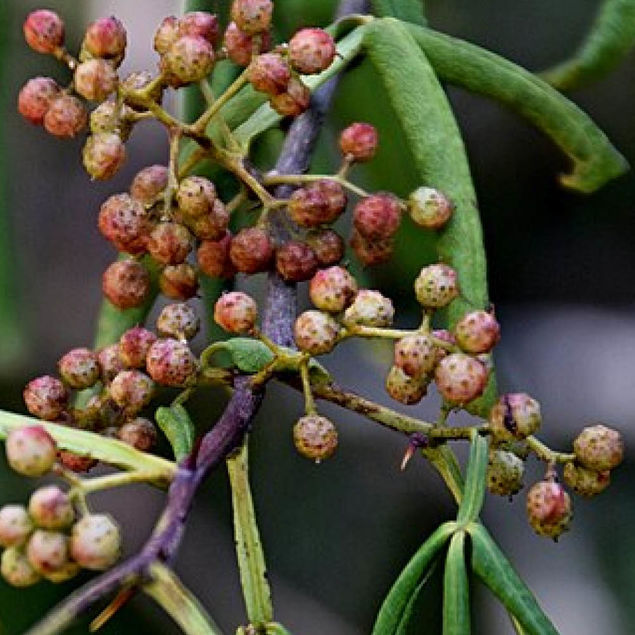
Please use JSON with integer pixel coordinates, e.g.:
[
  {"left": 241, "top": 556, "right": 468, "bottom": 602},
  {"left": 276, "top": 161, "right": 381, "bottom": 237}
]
[
  {"left": 192, "top": 71, "right": 249, "bottom": 135},
  {"left": 73, "top": 470, "right": 168, "bottom": 495},
  {"left": 300, "top": 361, "right": 317, "bottom": 414},
  {"left": 526, "top": 436, "right": 575, "bottom": 464},
  {"left": 262, "top": 172, "right": 371, "bottom": 199}
]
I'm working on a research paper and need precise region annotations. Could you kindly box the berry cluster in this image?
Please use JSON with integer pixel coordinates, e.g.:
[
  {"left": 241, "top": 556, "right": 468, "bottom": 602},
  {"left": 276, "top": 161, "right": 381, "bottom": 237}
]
[{"left": 0, "top": 427, "right": 120, "bottom": 587}]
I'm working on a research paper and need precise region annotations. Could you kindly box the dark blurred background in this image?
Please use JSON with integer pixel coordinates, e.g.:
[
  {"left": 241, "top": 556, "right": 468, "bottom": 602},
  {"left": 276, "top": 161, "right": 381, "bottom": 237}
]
[{"left": 0, "top": 1, "right": 634, "bottom": 633}]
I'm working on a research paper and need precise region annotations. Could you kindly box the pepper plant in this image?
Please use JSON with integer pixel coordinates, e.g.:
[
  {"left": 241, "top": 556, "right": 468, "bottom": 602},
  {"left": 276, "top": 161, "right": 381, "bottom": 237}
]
[{"left": 2, "top": 0, "right": 633, "bottom": 633}]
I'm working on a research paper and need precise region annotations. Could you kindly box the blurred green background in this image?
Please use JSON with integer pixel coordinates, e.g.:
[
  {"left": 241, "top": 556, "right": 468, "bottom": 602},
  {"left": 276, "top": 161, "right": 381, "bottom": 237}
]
[{"left": 1, "top": 1, "right": 634, "bottom": 633}]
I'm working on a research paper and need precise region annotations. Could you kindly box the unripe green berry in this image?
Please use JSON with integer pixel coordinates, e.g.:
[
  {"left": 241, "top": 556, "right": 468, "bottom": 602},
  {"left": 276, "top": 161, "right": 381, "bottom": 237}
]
[
  {"left": 214, "top": 292, "right": 257, "bottom": 334},
  {"left": 109, "top": 370, "right": 154, "bottom": 413},
  {"left": 288, "top": 28, "right": 336, "bottom": 74},
  {"left": 89, "top": 100, "right": 133, "bottom": 139},
  {"left": 248, "top": 53, "right": 290, "bottom": 95},
  {"left": 18, "top": 77, "right": 60, "bottom": 125},
  {"left": 434, "top": 353, "right": 488, "bottom": 405},
  {"left": 275, "top": 241, "right": 318, "bottom": 282},
  {"left": 0, "top": 505, "right": 33, "bottom": 548},
  {"left": 487, "top": 450, "right": 524, "bottom": 497},
  {"left": 146, "top": 338, "right": 198, "bottom": 387},
  {"left": 98, "top": 193, "right": 150, "bottom": 255},
  {"left": 118, "top": 417, "right": 157, "bottom": 451},
  {"left": 526, "top": 481, "right": 572, "bottom": 540},
  {"left": 120, "top": 71, "right": 162, "bottom": 106},
  {"left": 43, "top": 94, "right": 87, "bottom": 138},
  {"left": 159, "top": 264, "right": 199, "bottom": 301},
  {"left": 97, "top": 344, "right": 124, "bottom": 383},
  {"left": 6, "top": 426, "right": 57, "bottom": 477},
  {"left": 28, "top": 486, "right": 74, "bottom": 529},
  {"left": 197, "top": 231, "right": 235, "bottom": 279},
  {"left": 414, "top": 264, "right": 459, "bottom": 308},
  {"left": 489, "top": 393, "right": 542, "bottom": 441},
  {"left": 394, "top": 334, "right": 437, "bottom": 379},
  {"left": 147, "top": 222, "right": 192, "bottom": 266},
  {"left": 154, "top": 16, "right": 179, "bottom": 55},
  {"left": 83, "top": 16, "right": 127, "bottom": 61},
  {"left": 563, "top": 462, "right": 610, "bottom": 497},
  {"left": 23, "top": 376, "right": 69, "bottom": 421},
  {"left": 130, "top": 165, "right": 169, "bottom": 205},
  {"left": 350, "top": 229, "right": 393, "bottom": 267},
  {"left": 224, "top": 21, "right": 271, "bottom": 66},
  {"left": 306, "top": 229, "right": 345, "bottom": 266},
  {"left": 26, "top": 529, "right": 69, "bottom": 575},
  {"left": 58, "top": 348, "right": 100, "bottom": 389},
  {"left": 343, "top": 290, "right": 394, "bottom": 327},
  {"left": 454, "top": 310, "right": 501, "bottom": 354},
  {"left": 229, "top": 227, "right": 274, "bottom": 274},
  {"left": 573, "top": 424, "right": 623, "bottom": 471},
  {"left": 339, "top": 122, "right": 378, "bottom": 162},
  {"left": 119, "top": 327, "right": 157, "bottom": 368},
  {"left": 176, "top": 175, "right": 217, "bottom": 218},
  {"left": 23, "top": 10, "right": 64, "bottom": 54},
  {"left": 270, "top": 76, "right": 311, "bottom": 117},
  {"left": 293, "top": 415, "right": 338, "bottom": 462},
  {"left": 74, "top": 59, "right": 118, "bottom": 102},
  {"left": 309, "top": 266, "right": 358, "bottom": 313},
  {"left": 70, "top": 514, "right": 121, "bottom": 570},
  {"left": 294, "top": 311, "right": 340, "bottom": 355},
  {"left": 408, "top": 187, "right": 453, "bottom": 230},
  {"left": 83, "top": 132, "right": 126, "bottom": 180},
  {"left": 102, "top": 260, "right": 151, "bottom": 309},
  {"left": 1, "top": 547, "right": 41, "bottom": 587},
  {"left": 157, "top": 303, "right": 200, "bottom": 340},
  {"left": 231, "top": 0, "right": 273, "bottom": 35},
  {"left": 164, "top": 35, "right": 215, "bottom": 84},
  {"left": 288, "top": 180, "right": 347, "bottom": 227},
  {"left": 385, "top": 365, "right": 428, "bottom": 405}
]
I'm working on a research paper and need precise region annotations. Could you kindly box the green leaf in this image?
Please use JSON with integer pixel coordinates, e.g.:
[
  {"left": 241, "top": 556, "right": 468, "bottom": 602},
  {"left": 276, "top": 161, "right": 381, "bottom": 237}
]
[
  {"left": 155, "top": 404, "right": 196, "bottom": 462},
  {"left": 225, "top": 338, "right": 276, "bottom": 373},
  {"left": 372, "top": 521, "right": 457, "bottom": 635},
  {"left": 540, "top": 0, "right": 635, "bottom": 91},
  {"left": 443, "top": 531, "right": 470, "bottom": 635},
  {"left": 370, "top": 0, "right": 427, "bottom": 25},
  {"left": 404, "top": 23, "right": 628, "bottom": 193},
  {"left": 265, "top": 624, "right": 293, "bottom": 635},
  {"left": 468, "top": 523, "right": 559, "bottom": 635},
  {"left": 456, "top": 432, "right": 489, "bottom": 525}
]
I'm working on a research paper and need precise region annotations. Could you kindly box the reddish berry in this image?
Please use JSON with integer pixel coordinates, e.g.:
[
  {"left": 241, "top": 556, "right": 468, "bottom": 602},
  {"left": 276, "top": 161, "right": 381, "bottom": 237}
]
[
  {"left": 230, "top": 227, "right": 274, "bottom": 274},
  {"left": 487, "top": 450, "right": 525, "bottom": 497},
  {"left": 270, "top": 77, "right": 311, "bottom": 117},
  {"left": 58, "top": 348, "right": 100, "bottom": 389},
  {"left": 394, "top": 334, "right": 437, "bottom": 379},
  {"left": 288, "top": 180, "right": 347, "bottom": 227},
  {"left": 70, "top": 514, "right": 121, "bottom": 570},
  {"left": 159, "top": 263, "right": 199, "bottom": 300},
  {"left": 526, "top": 481, "right": 572, "bottom": 539},
  {"left": 157, "top": 303, "right": 200, "bottom": 340},
  {"left": 179, "top": 11, "right": 219, "bottom": 46},
  {"left": 0, "top": 506, "right": 33, "bottom": 548},
  {"left": 185, "top": 201, "right": 229, "bottom": 241},
  {"left": 176, "top": 175, "right": 216, "bottom": 218},
  {"left": 130, "top": 165, "right": 169, "bottom": 205},
  {"left": 197, "top": 231, "right": 235, "bottom": 279},
  {"left": 119, "top": 327, "right": 157, "bottom": 368},
  {"left": 28, "top": 486, "right": 74, "bottom": 530},
  {"left": 89, "top": 100, "right": 133, "bottom": 139},
  {"left": 276, "top": 241, "right": 318, "bottom": 282},
  {"left": 293, "top": 415, "right": 338, "bottom": 462},
  {"left": 224, "top": 21, "right": 271, "bottom": 66},
  {"left": 307, "top": 229, "right": 344, "bottom": 266},
  {"left": 385, "top": 365, "right": 428, "bottom": 405},
  {"left": 489, "top": 393, "right": 542, "bottom": 441},
  {"left": 294, "top": 310, "right": 340, "bottom": 355},
  {"left": 431, "top": 329, "right": 456, "bottom": 364},
  {"left": 249, "top": 53, "right": 290, "bottom": 95},
  {"left": 18, "top": 77, "right": 60, "bottom": 125},
  {"left": 83, "top": 132, "right": 126, "bottom": 180},
  {"left": 97, "top": 344, "right": 125, "bottom": 383},
  {"left": 74, "top": 59, "right": 118, "bottom": 102},
  {"left": 23, "top": 376, "right": 68, "bottom": 421},
  {"left": 83, "top": 16, "right": 127, "bottom": 61},
  {"left": 118, "top": 417, "right": 157, "bottom": 451},
  {"left": 350, "top": 229, "right": 393, "bottom": 267},
  {"left": 154, "top": 16, "right": 179, "bottom": 55},
  {"left": 98, "top": 193, "right": 150, "bottom": 255},
  {"left": 408, "top": 186, "right": 453, "bottom": 230},
  {"left": 23, "top": 10, "right": 64, "bottom": 54},
  {"left": 434, "top": 353, "right": 488, "bottom": 405},
  {"left": 343, "top": 290, "right": 394, "bottom": 327},
  {"left": 109, "top": 370, "right": 154, "bottom": 413},
  {"left": 147, "top": 222, "right": 191, "bottom": 265},
  {"left": 573, "top": 424, "right": 623, "bottom": 471},
  {"left": 289, "top": 28, "right": 336, "bottom": 74},
  {"left": 563, "top": 462, "right": 610, "bottom": 497},
  {"left": 339, "top": 123, "right": 378, "bottom": 162},
  {"left": 214, "top": 292, "right": 257, "bottom": 334},
  {"left": 309, "top": 266, "right": 358, "bottom": 313},
  {"left": 231, "top": 0, "right": 273, "bottom": 35},
  {"left": 57, "top": 451, "right": 96, "bottom": 473},
  {"left": 26, "top": 529, "right": 69, "bottom": 575},
  {"left": 146, "top": 338, "right": 198, "bottom": 386},
  {"left": 414, "top": 264, "right": 459, "bottom": 308},
  {"left": 43, "top": 94, "right": 87, "bottom": 138},
  {"left": 164, "top": 35, "right": 215, "bottom": 84},
  {"left": 454, "top": 310, "right": 501, "bottom": 354},
  {"left": 102, "top": 260, "right": 151, "bottom": 309},
  {"left": 353, "top": 194, "right": 401, "bottom": 241},
  {"left": 1, "top": 547, "right": 41, "bottom": 587}
]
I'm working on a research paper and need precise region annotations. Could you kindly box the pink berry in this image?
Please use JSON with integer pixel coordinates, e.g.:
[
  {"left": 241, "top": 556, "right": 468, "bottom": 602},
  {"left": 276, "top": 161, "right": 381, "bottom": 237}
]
[
  {"left": 83, "top": 16, "right": 127, "bottom": 60},
  {"left": 26, "top": 530, "right": 69, "bottom": 575},
  {"left": 275, "top": 241, "right": 318, "bottom": 282},
  {"left": 434, "top": 353, "right": 488, "bottom": 405},
  {"left": 454, "top": 310, "right": 501, "bottom": 354},
  {"left": 489, "top": 393, "right": 542, "bottom": 441},
  {"left": 270, "top": 77, "right": 311, "bottom": 117},
  {"left": 176, "top": 175, "right": 217, "bottom": 218},
  {"left": 28, "top": 486, "right": 74, "bottom": 530},
  {"left": 146, "top": 338, "right": 198, "bottom": 387},
  {"left": 0, "top": 505, "right": 33, "bottom": 548},
  {"left": 230, "top": 227, "right": 274, "bottom": 274},
  {"left": 339, "top": 122, "right": 378, "bottom": 162},
  {"left": 309, "top": 266, "right": 358, "bottom": 313},
  {"left": 102, "top": 260, "right": 151, "bottom": 309},
  {"left": 343, "top": 290, "right": 394, "bottom": 327},
  {"left": 293, "top": 415, "right": 338, "bottom": 462},
  {"left": 408, "top": 186, "right": 453, "bottom": 230},
  {"left": 98, "top": 193, "right": 150, "bottom": 255},
  {"left": 248, "top": 53, "right": 290, "bottom": 95},
  {"left": 573, "top": 424, "right": 623, "bottom": 471},
  {"left": 130, "top": 165, "right": 169, "bottom": 205},
  {"left": 58, "top": 348, "right": 100, "bottom": 389},
  {"left": 159, "top": 264, "right": 199, "bottom": 300},
  {"left": 154, "top": 16, "right": 179, "bottom": 55},
  {"left": 294, "top": 310, "right": 340, "bottom": 355},
  {"left": 231, "top": 0, "right": 273, "bottom": 35},
  {"left": 563, "top": 462, "right": 610, "bottom": 498},
  {"left": 70, "top": 514, "right": 121, "bottom": 570},
  {"left": 288, "top": 28, "right": 336, "bottom": 75},
  {"left": 1, "top": 547, "right": 41, "bottom": 587},
  {"left": 147, "top": 222, "right": 192, "bottom": 266},
  {"left": 83, "top": 132, "right": 126, "bottom": 180},
  {"left": 353, "top": 194, "right": 401, "bottom": 241},
  {"left": 526, "top": 481, "right": 572, "bottom": 539},
  {"left": 23, "top": 10, "right": 64, "bottom": 54},
  {"left": 23, "top": 376, "right": 68, "bottom": 421},
  {"left": 184, "top": 201, "right": 229, "bottom": 241},
  {"left": 394, "top": 334, "right": 437, "bottom": 379},
  {"left": 306, "top": 229, "right": 344, "bottom": 266},
  {"left": 43, "top": 94, "right": 87, "bottom": 138},
  {"left": 214, "top": 292, "right": 257, "bottom": 334},
  {"left": 178, "top": 11, "right": 220, "bottom": 46},
  {"left": 414, "top": 264, "right": 459, "bottom": 308},
  {"left": 118, "top": 417, "right": 157, "bottom": 451},
  {"left": 74, "top": 59, "right": 118, "bottom": 102},
  {"left": 288, "top": 180, "right": 347, "bottom": 227},
  {"left": 109, "top": 369, "right": 154, "bottom": 413},
  {"left": 224, "top": 21, "right": 271, "bottom": 66},
  {"left": 119, "top": 327, "right": 157, "bottom": 368},
  {"left": 197, "top": 231, "right": 235, "bottom": 279},
  {"left": 17, "top": 77, "right": 60, "bottom": 125},
  {"left": 350, "top": 229, "right": 393, "bottom": 267},
  {"left": 97, "top": 344, "right": 125, "bottom": 383},
  {"left": 164, "top": 35, "right": 215, "bottom": 84},
  {"left": 157, "top": 303, "right": 200, "bottom": 340},
  {"left": 385, "top": 365, "right": 428, "bottom": 405}
]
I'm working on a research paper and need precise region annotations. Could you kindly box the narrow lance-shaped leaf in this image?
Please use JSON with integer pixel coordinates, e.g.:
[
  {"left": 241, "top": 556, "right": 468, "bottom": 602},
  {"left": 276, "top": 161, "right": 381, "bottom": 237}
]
[
  {"left": 372, "top": 521, "right": 457, "bottom": 635},
  {"left": 443, "top": 531, "right": 470, "bottom": 635},
  {"left": 468, "top": 523, "right": 559, "bottom": 635},
  {"left": 540, "top": 0, "right": 635, "bottom": 91},
  {"left": 370, "top": 0, "right": 427, "bottom": 25},
  {"left": 456, "top": 431, "right": 489, "bottom": 524},
  {"left": 155, "top": 404, "right": 196, "bottom": 462},
  {"left": 404, "top": 23, "right": 628, "bottom": 193}
]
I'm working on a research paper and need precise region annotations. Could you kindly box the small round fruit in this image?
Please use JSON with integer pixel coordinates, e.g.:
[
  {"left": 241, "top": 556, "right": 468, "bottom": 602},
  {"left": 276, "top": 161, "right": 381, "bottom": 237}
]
[
  {"left": 147, "top": 222, "right": 192, "bottom": 265},
  {"left": 0, "top": 505, "right": 33, "bottom": 548},
  {"left": 270, "top": 76, "right": 310, "bottom": 117},
  {"left": 23, "top": 376, "right": 69, "bottom": 421},
  {"left": 307, "top": 229, "right": 344, "bottom": 266},
  {"left": 43, "top": 560, "right": 81, "bottom": 583},
  {"left": 231, "top": 0, "right": 273, "bottom": 35},
  {"left": 408, "top": 186, "right": 453, "bottom": 230},
  {"left": 353, "top": 194, "right": 401, "bottom": 241},
  {"left": 18, "top": 77, "right": 60, "bottom": 125},
  {"left": 118, "top": 417, "right": 157, "bottom": 451},
  {"left": 288, "top": 180, "right": 347, "bottom": 227},
  {"left": 70, "top": 514, "right": 121, "bottom": 570},
  {"left": 164, "top": 35, "right": 215, "bottom": 84},
  {"left": 58, "top": 451, "right": 97, "bottom": 474},
  {"left": 454, "top": 310, "right": 501, "bottom": 354},
  {"left": 28, "top": 486, "right": 74, "bottom": 530},
  {"left": 130, "top": 165, "right": 169, "bottom": 205},
  {"left": 83, "top": 132, "right": 126, "bottom": 180},
  {"left": 89, "top": 100, "right": 133, "bottom": 138},
  {"left": 119, "top": 327, "right": 157, "bottom": 368},
  {"left": 146, "top": 338, "right": 198, "bottom": 387},
  {"left": 288, "top": 28, "right": 336, "bottom": 74},
  {"left": 339, "top": 122, "right": 378, "bottom": 162},
  {"left": 43, "top": 94, "right": 87, "bottom": 138},
  {"left": 157, "top": 303, "right": 200, "bottom": 340},
  {"left": 224, "top": 21, "right": 271, "bottom": 66},
  {"left": 102, "top": 260, "right": 151, "bottom": 309},
  {"left": 214, "top": 292, "right": 257, "bottom": 334},
  {"left": 197, "top": 231, "right": 235, "bottom": 279},
  {"left": 97, "top": 344, "right": 125, "bottom": 383},
  {"left": 26, "top": 529, "right": 69, "bottom": 574},
  {"left": 309, "top": 266, "right": 358, "bottom": 313},
  {"left": 58, "top": 348, "right": 100, "bottom": 389},
  {"left": 526, "top": 481, "right": 572, "bottom": 540},
  {"left": 294, "top": 311, "right": 340, "bottom": 355},
  {"left": 385, "top": 365, "right": 428, "bottom": 405},
  {"left": 24, "top": 9, "right": 64, "bottom": 54},
  {"left": 563, "top": 462, "right": 610, "bottom": 498},
  {"left": 176, "top": 175, "right": 217, "bottom": 218},
  {"left": 342, "top": 290, "right": 394, "bottom": 327},
  {"left": 154, "top": 16, "right": 179, "bottom": 55},
  {"left": 178, "top": 11, "right": 219, "bottom": 46},
  {"left": 184, "top": 201, "right": 229, "bottom": 241},
  {"left": 6, "top": 426, "right": 57, "bottom": 477},
  {"left": 394, "top": 334, "right": 437, "bottom": 379},
  {"left": 248, "top": 53, "right": 290, "bottom": 95},
  {"left": 414, "top": 264, "right": 459, "bottom": 308},
  {"left": 83, "top": 16, "right": 127, "bottom": 60},
  {"left": 1, "top": 547, "right": 41, "bottom": 587},
  {"left": 109, "top": 370, "right": 154, "bottom": 413},
  {"left": 350, "top": 229, "right": 393, "bottom": 267},
  {"left": 573, "top": 424, "right": 623, "bottom": 472},
  {"left": 74, "top": 59, "right": 118, "bottom": 102},
  {"left": 434, "top": 353, "right": 488, "bottom": 405},
  {"left": 160, "top": 264, "right": 199, "bottom": 301},
  {"left": 293, "top": 415, "right": 338, "bottom": 462},
  {"left": 98, "top": 193, "right": 149, "bottom": 255},
  {"left": 275, "top": 241, "right": 318, "bottom": 282},
  {"left": 229, "top": 227, "right": 274, "bottom": 274},
  {"left": 489, "top": 393, "right": 541, "bottom": 441},
  {"left": 487, "top": 450, "right": 525, "bottom": 497}
]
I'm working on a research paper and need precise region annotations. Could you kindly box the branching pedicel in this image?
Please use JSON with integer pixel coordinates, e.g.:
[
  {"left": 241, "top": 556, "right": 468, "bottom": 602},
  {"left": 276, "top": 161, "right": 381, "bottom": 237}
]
[{"left": 2, "top": 1, "right": 630, "bottom": 633}]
